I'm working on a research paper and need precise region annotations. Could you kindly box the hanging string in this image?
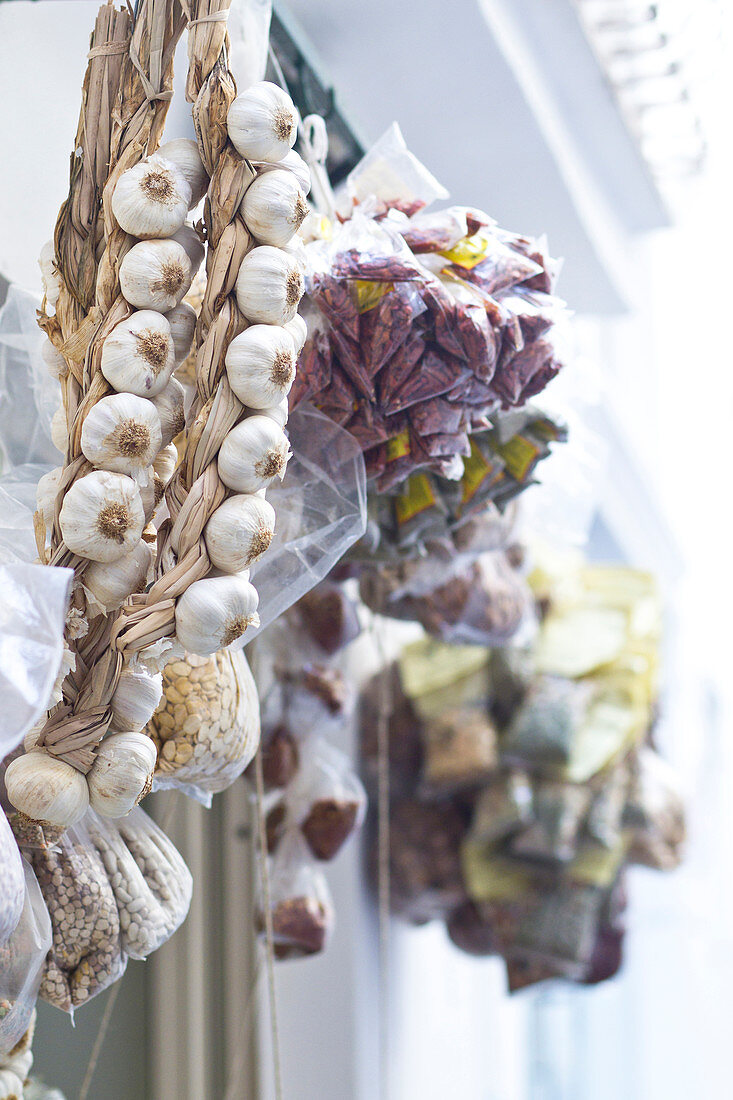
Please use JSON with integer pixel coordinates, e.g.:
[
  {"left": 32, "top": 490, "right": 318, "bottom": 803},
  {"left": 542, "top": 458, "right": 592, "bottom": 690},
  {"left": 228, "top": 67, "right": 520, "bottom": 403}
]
[
  {"left": 371, "top": 613, "right": 392, "bottom": 1100},
  {"left": 78, "top": 980, "right": 123, "bottom": 1100},
  {"left": 222, "top": 925, "right": 265, "bottom": 1098},
  {"left": 254, "top": 744, "right": 284, "bottom": 1100}
]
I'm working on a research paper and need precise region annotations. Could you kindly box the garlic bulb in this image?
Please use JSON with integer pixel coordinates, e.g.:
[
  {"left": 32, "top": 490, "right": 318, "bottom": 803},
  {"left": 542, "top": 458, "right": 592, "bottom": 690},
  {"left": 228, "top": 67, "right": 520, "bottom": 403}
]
[
  {"left": 41, "top": 337, "right": 67, "bottom": 380},
  {"left": 225, "top": 324, "right": 296, "bottom": 409},
  {"left": 110, "top": 667, "right": 163, "bottom": 732},
  {"left": 258, "top": 149, "right": 311, "bottom": 195},
  {"left": 171, "top": 224, "right": 205, "bottom": 275},
  {"left": 83, "top": 538, "right": 152, "bottom": 613},
  {"left": 81, "top": 393, "right": 162, "bottom": 477},
  {"left": 119, "top": 239, "right": 193, "bottom": 312},
  {"left": 284, "top": 313, "right": 307, "bottom": 355},
  {"left": 39, "top": 240, "right": 61, "bottom": 308},
  {"left": 165, "top": 300, "right": 197, "bottom": 362},
  {"left": 87, "top": 731, "right": 157, "bottom": 818},
  {"left": 257, "top": 395, "right": 290, "bottom": 429},
  {"left": 235, "top": 245, "right": 305, "bottom": 325},
  {"left": 111, "top": 155, "right": 191, "bottom": 239},
  {"left": 36, "top": 465, "right": 62, "bottom": 530},
  {"left": 50, "top": 404, "right": 67, "bottom": 453},
  {"left": 5, "top": 751, "right": 89, "bottom": 826},
  {"left": 205, "top": 493, "right": 276, "bottom": 572},
  {"left": 227, "top": 81, "right": 297, "bottom": 163},
  {"left": 156, "top": 138, "right": 208, "bottom": 207},
  {"left": 101, "top": 310, "right": 175, "bottom": 397},
  {"left": 151, "top": 376, "right": 186, "bottom": 447},
  {"left": 175, "top": 573, "right": 260, "bottom": 655},
  {"left": 240, "top": 169, "right": 308, "bottom": 248},
  {"left": 153, "top": 441, "right": 178, "bottom": 484},
  {"left": 59, "top": 470, "right": 145, "bottom": 562},
  {"left": 218, "top": 415, "right": 291, "bottom": 493}
]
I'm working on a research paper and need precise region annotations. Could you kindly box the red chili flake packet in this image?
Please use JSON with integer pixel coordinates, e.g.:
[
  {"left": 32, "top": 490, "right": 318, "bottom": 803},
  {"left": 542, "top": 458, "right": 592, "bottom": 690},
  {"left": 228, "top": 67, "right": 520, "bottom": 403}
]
[
  {"left": 409, "top": 396, "right": 467, "bottom": 438},
  {"left": 332, "top": 248, "right": 422, "bottom": 283},
  {"left": 517, "top": 355, "right": 561, "bottom": 405},
  {"left": 329, "top": 328, "right": 375, "bottom": 401},
  {"left": 446, "top": 237, "right": 542, "bottom": 298},
  {"left": 491, "top": 339, "right": 556, "bottom": 407},
  {"left": 390, "top": 348, "right": 471, "bottom": 415},
  {"left": 309, "top": 272, "right": 360, "bottom": 341},
  {"left": 360, "top": 283, "right": 421, "bottom": 377},
  {"left": 418, "top": 279, "right": 467, "bottom": 361},
  {"left": 377, "top": 332, "right": 426, "bottom": 410},
  {"left": 444, "top": 374, "right": 496, "bottom": 410},
  {"left": 345, "top": 406, "right": 392, "bottom": 450}
]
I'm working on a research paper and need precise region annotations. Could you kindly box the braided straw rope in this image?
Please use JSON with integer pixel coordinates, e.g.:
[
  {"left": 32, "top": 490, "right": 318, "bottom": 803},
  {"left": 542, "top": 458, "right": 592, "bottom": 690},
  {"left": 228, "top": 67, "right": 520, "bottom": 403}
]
[
  {"left": 32, "top": 0, "right": 189, "bottom": 772},
  {"left": 28, "top": 0, "right": 299, "bottom": 778}
]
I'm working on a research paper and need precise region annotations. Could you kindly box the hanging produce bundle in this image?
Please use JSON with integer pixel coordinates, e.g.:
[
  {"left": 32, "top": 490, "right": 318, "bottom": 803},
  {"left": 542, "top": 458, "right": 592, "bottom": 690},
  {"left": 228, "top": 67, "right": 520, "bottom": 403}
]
[
  {"left": 247, "top": 589, "right": 366, "bottom": 959},
  {"left": 360, "top": 563, "right": 685, "bottom": 989}
]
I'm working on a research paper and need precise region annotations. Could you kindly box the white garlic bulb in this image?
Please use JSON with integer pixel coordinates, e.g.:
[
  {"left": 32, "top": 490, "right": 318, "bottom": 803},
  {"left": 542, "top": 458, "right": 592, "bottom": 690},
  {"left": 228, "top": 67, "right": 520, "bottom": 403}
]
[
  {"left": 36, "top": 465, "right": 63, "bottom": 530},
  {"left": 87, "top": 730, "right": 157, "bottom": 818},
  {"left": 50, "top": 404, "right": 68, "bottom": 454},
  {"left": 41, "top": 337, "right": 67, "bottom": 380},
  {"left": 80, "top": 393, "right": 163, "bottom": 477},
  {"left": 119, "top": 239, "right": 193, "bottom": 311},
  {"left": 225, "top": 324, "right": 296, "bottom": 409},
  {"left": 175, "top": 573, "right": 260, "bottom": 655},
  {"left": 218, "top": 415, "right": 291, "bottom": 493},
  {"left": 152, "top": 441, "right": 178, "bottom": 484},
  {"left": 151, "top": 376, "right": 186, "bottom": 447},
  {"left": 101, "top": 310, "right": 175, "bottom": 397},
  {"left": 257, "top": 395, "right": 290, "bottom": 429},
  {"left": 284, "top": 313, "right": 307, "bottom": 355},
  {"left": 110, "top": 667, "right": 163, "bottom": 732},
  {"left": 205, "top": 493, "right": 276, "bottom": 572},
  {"left": 156, "top": 138, "right": 208, "bottom": 207},
  {"left": 39, "top": 240, "right": 61, "bottom": 308},
  {"left": 257, "top": 149, "right": 311, "bottom": 195},
  {"left": 171, "top": 224, "right": 205, "bottom": 275},
  {"left": 5, "top": 751, "right": 89, "bottom": 826},
  {"left": 111, "top": 155, "right": 191, "bottom": 239},
  {"left": 59, "top": 470, "right": 145, "bottom": 562},
  {"left": 227, "top": 81, "right": 297, "bottom": 163},
  {"left": 83, "top": 537, "right": 153, "bottom": 613},
  {"left": 235, "top": 245, "right": 304, "bottom": 325},
  {"left": 240, "top": 169, "right": 308, "bottom": 248},
  {"left": 165, "top": 300, "right": 197, "bottom": 362}
]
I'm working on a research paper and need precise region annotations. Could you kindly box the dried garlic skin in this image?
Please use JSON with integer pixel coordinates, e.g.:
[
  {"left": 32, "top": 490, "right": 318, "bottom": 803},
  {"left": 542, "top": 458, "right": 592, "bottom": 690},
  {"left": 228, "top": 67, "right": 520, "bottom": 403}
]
[
  {"left": 240, "top": 168, "right": 308, "bottom": 248},
  {"left": 101, "top": 310, "right": 176, "bottom": 397},
  {"left": 111, "top": 156, "right": 191, "bottom": 239},
  {"left": 156, "top": 138, "right": 208, "bottom": 208},
  {"left": 174, "top": 574, "right": 260, "bottom": 655},
  {"left": 87, "top": 731, "right": 157, "bottom": 819},
  {"left": 225, "top": 324, "right": 297, "bottom": 409},
  {"left": 164, "top": 300, "right": 197, "bottom": 363},
  {"left": 5, "top": 753, "right": 89, "bottom": 828},
  {"left": 110, "top": 667, "right": 163, "bottom": 733},
  {"left": 235, "top": 245, "right": 305, "bottom": 326},
  {"left": 151, "top": 376, "right": 186, "bottom": 447},
  {"left": 147, "top": 649, "right": 260, "bottom": 793},
  {"left": 204, "top": 493, "right": 276, "bottom": 572},
  {"left": 227, "top": 81, "right": 298, "bottom": 163},
  {"left": 83, "top": 538, "right": 152, "bottom": 614}
]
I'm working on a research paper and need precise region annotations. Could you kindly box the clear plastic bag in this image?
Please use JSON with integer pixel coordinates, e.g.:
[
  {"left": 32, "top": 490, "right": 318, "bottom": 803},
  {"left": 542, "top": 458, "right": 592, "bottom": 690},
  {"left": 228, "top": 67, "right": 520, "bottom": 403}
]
[
  {"left": 0, "top": 562, "right": 73, "bottom": 758},
  {"left": 149, "top": 648, "right": 260, "bottom": 802},
  {"left": 248, "top": 405, "right": 367, "bottom": 639},
  {"left": 344, "top": 123, "right": 449, "bottom": 213},
  {"left": 85, "top": 808, "right": 192, "bottom": 961},
  {"left": 261, "top": 831, "right": 334, "bottom": 959},
  {"left": 0, "top": 862, "right": 52, "bottom": 1057},
  {"left": 30, "top": 823, "right": 126, "bottom": 1014},
  {"left": 0, "top": 811, "right": 24, "bottom": 946},
  {"left": 0, "top": 1008, "right": 35, "bottom": 1098},
  {"left": 0, "top": 286, "right": 60, "bottom": 471},
  {"left": 284, "top": 738, "right": 366, "bottom": 861},
  {"left": 228, "top": 0, "right": 273, "bottom": 90}
]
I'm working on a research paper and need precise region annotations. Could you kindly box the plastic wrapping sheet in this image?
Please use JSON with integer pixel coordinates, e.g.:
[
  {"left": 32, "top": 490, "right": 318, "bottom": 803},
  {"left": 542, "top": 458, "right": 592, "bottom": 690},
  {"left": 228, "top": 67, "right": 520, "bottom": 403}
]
[
  {"left": 0, "top": 286, "right": 59, "bottom": 471},
  {"left": 0, "top": 563, "right": 72, "bottom": 757},
  {"left": 249, "top": 404, "right": 367, "bottom": 637},
  {"left": 0, "top": 861, "right": 52, "bottom": 1058}
]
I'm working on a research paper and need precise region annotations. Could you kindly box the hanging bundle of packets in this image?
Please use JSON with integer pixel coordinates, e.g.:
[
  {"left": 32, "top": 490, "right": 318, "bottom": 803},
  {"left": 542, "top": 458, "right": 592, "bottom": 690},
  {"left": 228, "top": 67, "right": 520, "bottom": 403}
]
[
  {"left": 360, "top": 562, "right": 685, "bottom": 990},
  {"left": 247, "top": 582, "right": 366, "bottom": 959},
  {"left": 290, "top": 125, "right": 567, "bottom": 646}
]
